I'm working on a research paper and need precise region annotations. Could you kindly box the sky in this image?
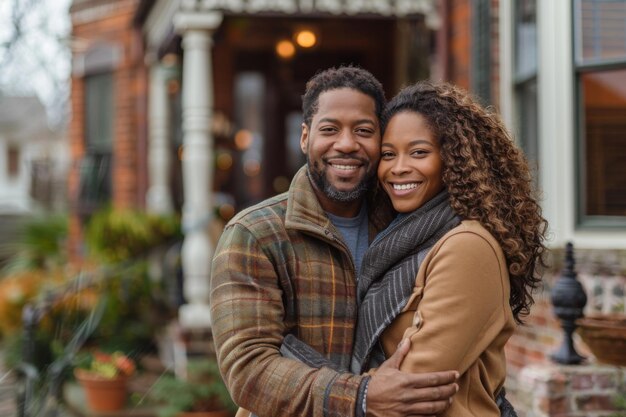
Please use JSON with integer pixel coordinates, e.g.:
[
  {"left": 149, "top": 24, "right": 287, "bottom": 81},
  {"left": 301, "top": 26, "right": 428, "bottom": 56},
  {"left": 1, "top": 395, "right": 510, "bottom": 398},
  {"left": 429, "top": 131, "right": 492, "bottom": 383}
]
[{"left": 0, "top": 0, "right": 73, "bottom": 128}]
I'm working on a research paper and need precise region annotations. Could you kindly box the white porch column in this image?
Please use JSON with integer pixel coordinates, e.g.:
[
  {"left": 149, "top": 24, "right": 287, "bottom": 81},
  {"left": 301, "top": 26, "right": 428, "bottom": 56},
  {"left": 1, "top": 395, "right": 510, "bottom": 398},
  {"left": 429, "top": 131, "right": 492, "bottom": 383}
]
[
  {"left": 147, "top": 63, "right": 174, "bottom": 214},
  {"left": 175, "top": 12, "right": 223, "bottom": 328}
]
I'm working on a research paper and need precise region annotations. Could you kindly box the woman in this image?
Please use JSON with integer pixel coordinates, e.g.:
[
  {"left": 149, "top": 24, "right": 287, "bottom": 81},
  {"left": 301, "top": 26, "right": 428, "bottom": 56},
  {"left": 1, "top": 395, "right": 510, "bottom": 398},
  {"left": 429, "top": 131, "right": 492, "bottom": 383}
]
[{"left": 351, "top": 81, "right": 547, "bottom": 416}]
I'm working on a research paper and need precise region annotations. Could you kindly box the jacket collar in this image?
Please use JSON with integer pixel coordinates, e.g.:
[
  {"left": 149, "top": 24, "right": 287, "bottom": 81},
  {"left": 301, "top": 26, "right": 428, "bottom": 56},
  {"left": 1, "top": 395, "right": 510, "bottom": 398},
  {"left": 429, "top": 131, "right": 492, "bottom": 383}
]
[
  {"left": 285, "top": 166, "right": 333, "bottom": 236},
  {"left": 285, "top": 166, "right": 392, "bottom": 240}
]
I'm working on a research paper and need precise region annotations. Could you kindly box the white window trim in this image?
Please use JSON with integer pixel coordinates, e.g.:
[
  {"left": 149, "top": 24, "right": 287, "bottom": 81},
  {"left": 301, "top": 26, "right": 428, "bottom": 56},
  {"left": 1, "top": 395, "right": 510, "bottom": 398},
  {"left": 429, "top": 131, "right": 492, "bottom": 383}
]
[
  {"left": 500, "top": 0, "right": 626, "bottom": 250},
  {"left": 499, "top": 0, "right": 515, "bottom": 131}
]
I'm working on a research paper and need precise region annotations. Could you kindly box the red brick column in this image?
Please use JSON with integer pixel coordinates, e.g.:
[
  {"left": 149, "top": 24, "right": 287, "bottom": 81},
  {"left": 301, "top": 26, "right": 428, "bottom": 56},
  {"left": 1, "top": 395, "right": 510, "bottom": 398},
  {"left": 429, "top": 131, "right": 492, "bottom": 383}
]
[
  {"left": 68, "top": 75, "right": 86, "bottom": 261},
  {"left": 448, "top": 0, "right": 471, "bottom": 89}
]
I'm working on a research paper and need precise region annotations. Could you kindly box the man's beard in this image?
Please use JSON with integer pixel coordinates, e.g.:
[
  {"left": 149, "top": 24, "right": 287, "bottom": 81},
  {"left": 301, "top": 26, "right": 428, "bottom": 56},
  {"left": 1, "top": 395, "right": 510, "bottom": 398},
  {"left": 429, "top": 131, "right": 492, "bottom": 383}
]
[{"left": 307, "top": 156, "right": 376, "bottom": 203}]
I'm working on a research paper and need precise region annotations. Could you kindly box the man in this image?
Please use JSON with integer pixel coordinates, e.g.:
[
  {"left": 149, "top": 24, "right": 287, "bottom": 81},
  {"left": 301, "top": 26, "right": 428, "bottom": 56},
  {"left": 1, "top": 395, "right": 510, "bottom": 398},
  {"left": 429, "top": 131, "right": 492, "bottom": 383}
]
[{"left": 210, "top": 66, "right": 458, "bottom": 417}]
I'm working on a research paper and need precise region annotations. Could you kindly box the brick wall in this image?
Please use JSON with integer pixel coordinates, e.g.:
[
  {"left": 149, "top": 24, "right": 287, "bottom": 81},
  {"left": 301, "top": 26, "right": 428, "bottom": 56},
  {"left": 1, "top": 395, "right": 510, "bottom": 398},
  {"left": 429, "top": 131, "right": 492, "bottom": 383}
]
[
  {"left": 68, "top": 73, "right": 85, "bottom": 258},
  {"left": 506, "top": 256, "right": 570, "bottom": 379},
  {"left": 448, "top": 0, "right": 471, "bottom": 90},
  {"left": 445, "top": 0, "right": 501, "bottom": 107},
  {"left": 514, "top": 364, "right": 625, "bottom": 417},
  {"left": 68, "top": 0, "right": 145, "bottom": 258}
]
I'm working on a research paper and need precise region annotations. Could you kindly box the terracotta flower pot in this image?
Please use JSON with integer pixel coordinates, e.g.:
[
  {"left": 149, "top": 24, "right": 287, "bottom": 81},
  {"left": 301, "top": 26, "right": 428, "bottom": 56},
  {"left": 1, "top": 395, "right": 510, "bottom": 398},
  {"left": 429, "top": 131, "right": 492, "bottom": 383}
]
[
  {"left": 74, "top": 368, "right": 128, "bottom": 412},
  {"left": 577, "top": 314, "right": 626, "bottom": 367}
]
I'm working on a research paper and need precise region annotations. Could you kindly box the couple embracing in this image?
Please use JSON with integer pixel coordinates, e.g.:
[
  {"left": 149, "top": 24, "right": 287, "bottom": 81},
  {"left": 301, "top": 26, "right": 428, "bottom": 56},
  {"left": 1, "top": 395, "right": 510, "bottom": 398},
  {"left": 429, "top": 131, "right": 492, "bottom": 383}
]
[{"left": 210, "top": 66, "right": 547, "bottom": 417}]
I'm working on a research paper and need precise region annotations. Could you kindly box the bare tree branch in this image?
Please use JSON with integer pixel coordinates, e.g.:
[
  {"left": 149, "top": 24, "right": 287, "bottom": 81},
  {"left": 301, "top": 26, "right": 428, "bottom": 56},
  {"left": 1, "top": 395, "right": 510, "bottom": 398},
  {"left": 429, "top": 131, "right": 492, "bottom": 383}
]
[{"left": 0, "top": 0, "right": 70, "bottom": 127}]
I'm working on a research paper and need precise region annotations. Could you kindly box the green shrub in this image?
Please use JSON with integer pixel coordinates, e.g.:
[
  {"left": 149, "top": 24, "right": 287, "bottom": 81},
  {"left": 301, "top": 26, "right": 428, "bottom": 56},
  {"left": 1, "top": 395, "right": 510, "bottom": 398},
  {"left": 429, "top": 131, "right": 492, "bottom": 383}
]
[
  {"left": 0, "top": 214, "right": 67, "bottom": 275},
  {"left": 149, "top": 358, "right": 236, "bottom": 417},
  {"left": 85, "top": 208, "right": 181, "bottom": 263}
]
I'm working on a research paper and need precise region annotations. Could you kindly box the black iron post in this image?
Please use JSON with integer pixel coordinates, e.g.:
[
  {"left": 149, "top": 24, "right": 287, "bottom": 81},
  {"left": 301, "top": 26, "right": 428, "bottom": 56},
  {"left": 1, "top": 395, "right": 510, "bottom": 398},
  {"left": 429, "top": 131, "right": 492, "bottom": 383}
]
[
  {"left": 17, "top": 304, "right": 41, "bottom": 417},
  {"left": 550, "top": 242, "right": 587, "bottom": 364}
]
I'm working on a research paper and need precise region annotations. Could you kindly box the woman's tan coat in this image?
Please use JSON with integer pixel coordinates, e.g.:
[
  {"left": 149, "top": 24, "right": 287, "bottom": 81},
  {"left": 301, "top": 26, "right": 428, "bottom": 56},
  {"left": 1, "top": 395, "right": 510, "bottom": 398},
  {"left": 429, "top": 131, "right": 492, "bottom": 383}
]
[{"left": 379, "top": 220, "right": 516, "bottom": 417}]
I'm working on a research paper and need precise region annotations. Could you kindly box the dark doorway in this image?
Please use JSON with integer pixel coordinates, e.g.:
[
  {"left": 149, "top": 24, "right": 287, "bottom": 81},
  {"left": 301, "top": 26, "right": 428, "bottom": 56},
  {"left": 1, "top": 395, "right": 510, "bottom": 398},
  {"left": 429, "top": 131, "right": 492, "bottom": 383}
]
[{"left": 215, "top": 16, "right": 400, "bottom": 209}]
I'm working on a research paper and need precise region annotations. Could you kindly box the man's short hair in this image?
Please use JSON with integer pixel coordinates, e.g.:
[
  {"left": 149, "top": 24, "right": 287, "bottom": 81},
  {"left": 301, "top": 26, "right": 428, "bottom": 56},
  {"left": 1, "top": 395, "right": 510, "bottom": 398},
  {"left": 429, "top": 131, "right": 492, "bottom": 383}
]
[{"left": 301, "top": 66, "right": 386, "bottom": 127}]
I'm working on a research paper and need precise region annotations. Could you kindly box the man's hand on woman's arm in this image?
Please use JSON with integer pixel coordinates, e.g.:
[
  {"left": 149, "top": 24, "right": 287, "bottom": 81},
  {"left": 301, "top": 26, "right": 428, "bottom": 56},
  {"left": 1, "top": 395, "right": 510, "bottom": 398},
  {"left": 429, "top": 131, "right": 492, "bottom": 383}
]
[
  {"left": 280, "top": 334, "right": 458, "bottom": 417},
  {"left": 366, "top": 339, "right": 459, "bottom": 417}
]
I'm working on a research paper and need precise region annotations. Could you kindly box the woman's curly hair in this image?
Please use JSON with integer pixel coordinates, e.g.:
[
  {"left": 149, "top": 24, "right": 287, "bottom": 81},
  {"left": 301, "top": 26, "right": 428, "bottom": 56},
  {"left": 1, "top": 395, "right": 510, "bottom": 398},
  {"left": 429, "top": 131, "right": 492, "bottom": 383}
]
[{"left": 382, "top": 81, "right": 548, "bottom": 323}]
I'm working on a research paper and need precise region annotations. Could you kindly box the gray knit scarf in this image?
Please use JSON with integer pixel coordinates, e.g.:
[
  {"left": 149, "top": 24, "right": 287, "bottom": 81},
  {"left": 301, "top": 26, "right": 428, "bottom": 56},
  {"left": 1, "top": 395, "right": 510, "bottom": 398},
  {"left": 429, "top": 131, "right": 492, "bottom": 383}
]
[
  {"left": 351, "top": 190, "right": 460, "bottom": 374},
  {"left": 279, "top": 189, "right": 517, "bottom": 416}
]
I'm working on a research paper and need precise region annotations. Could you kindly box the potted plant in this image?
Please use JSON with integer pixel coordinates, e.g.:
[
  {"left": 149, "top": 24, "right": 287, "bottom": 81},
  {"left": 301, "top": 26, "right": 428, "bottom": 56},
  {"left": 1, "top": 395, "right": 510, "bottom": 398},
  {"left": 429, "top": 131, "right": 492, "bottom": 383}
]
[
  {"left": 577, "top": 313, "right": 626, "bottom": 366},
  {"left": 74, "top": 350, "right": 136, "bottom": 412},
  {"left": 150, "top": 358, "right": 236, "bottom": 417}
]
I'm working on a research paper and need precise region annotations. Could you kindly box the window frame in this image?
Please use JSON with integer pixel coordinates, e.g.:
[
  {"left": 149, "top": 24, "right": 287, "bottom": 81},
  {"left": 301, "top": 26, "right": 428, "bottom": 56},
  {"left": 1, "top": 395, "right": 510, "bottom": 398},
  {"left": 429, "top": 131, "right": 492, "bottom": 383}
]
[
  {"left": 501, "top": 0, "right": 626, "bottom": 249},
  {"left": 7, "top": 146, "right": 20, "bottom": 178},
  {"left": 513, "top": 0, "right": 540, "bottom": 181},
  {"left": 471, "top": 0, "right": 493, "bottom": 104},
  {"left": 74, "top": 42, "right": 120, "bottom": 214},
  {"left": 78, "top": 71, "right": 114, "bottom": 213},
  {"left": 572, "top": 0, "right": 626, "bottom": 228},
  {"left": 84, "top": 71, "right": 115, "bottom": 154}
]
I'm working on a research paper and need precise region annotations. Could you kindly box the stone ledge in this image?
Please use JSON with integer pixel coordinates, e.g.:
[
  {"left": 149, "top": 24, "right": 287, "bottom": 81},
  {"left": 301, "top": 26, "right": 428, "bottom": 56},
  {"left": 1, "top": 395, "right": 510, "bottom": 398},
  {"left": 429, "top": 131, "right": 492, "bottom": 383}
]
[{"left": 512, "top": 363, "right": 625, "bottom": 417}]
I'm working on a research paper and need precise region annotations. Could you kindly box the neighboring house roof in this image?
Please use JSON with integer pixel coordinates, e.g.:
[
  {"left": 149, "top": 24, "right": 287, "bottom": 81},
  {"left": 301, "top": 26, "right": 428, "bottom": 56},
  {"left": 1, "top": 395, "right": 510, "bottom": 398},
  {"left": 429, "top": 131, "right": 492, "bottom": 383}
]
[
  {"left": 0, "top": 95, "right": 66, "bottom": 215},
  {"left": 0, "top": 95, "right": 51, "bottom": 142}
]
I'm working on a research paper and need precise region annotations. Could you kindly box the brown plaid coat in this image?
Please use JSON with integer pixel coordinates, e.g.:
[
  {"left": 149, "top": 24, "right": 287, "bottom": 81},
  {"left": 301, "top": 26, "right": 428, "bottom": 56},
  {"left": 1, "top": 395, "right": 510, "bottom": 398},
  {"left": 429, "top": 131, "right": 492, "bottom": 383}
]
[{"left": 210, "top": 167, "right": 387, "bottom": 417}]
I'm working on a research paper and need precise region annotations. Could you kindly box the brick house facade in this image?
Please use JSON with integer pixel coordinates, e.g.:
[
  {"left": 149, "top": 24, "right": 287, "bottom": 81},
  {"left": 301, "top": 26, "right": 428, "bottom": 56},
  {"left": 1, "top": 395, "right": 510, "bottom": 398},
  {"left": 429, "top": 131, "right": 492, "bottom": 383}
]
[
  {"left": 67, "top": 1, "right": 626, "bottom": 415},
  {"left": 68, "top": 0, "right": 148, "bottom": 255}
]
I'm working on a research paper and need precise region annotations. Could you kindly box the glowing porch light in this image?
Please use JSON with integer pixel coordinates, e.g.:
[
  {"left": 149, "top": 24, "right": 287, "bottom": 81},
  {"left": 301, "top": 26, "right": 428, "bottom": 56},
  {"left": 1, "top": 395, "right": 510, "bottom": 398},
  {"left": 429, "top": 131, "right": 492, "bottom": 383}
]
[
  {"left": 276, "top": 40, "right": 296, "bottom": 59},
  {"left": 295, "top": 30, "right": 317, "bottom": 48}
]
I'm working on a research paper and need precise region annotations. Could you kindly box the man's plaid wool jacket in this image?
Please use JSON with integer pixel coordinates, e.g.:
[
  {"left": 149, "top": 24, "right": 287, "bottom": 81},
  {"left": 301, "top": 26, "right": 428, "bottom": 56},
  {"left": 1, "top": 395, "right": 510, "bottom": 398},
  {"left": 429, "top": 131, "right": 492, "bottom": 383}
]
[{"left": 210, "top": 166, "right": 388, "bottom": 417}]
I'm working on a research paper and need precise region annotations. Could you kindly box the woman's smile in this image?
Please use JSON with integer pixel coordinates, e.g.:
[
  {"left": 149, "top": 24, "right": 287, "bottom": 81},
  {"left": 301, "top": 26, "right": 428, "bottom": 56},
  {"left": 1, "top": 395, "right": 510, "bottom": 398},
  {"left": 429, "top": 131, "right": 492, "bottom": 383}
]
[{"left": 388, "top": 181, "right": 421, "bottom": 196}]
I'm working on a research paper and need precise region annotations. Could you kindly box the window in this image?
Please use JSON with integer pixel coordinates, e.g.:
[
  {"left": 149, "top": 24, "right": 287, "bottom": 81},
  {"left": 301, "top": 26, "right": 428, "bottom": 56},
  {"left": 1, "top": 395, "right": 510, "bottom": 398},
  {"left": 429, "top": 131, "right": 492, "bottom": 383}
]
[
  {"left": 514, "top": 0, "right": 539, "bottom": 178},
  {"left": 77, "top": 153, "right": 111, "bottom": 215},
  {"left": 85, "top": 72, "right": 114, "bottom": 153},
  {"left": 285, "top": 111, "right": 305, "bottom": 176},
  {"left": 7, "top": 146, "right": 19, "bottom": 178},
  {"left": 471, "top": 0, "right": 492, "bottom": 103},
  {"left": 234, "top": 72, "right": 265, "bottom": 206},
  {"left": 79, "top": 72, "right": 114, "bottom": 212},
  {"left": 574, "top": 0, "right": 626, "bottom": 222}
]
